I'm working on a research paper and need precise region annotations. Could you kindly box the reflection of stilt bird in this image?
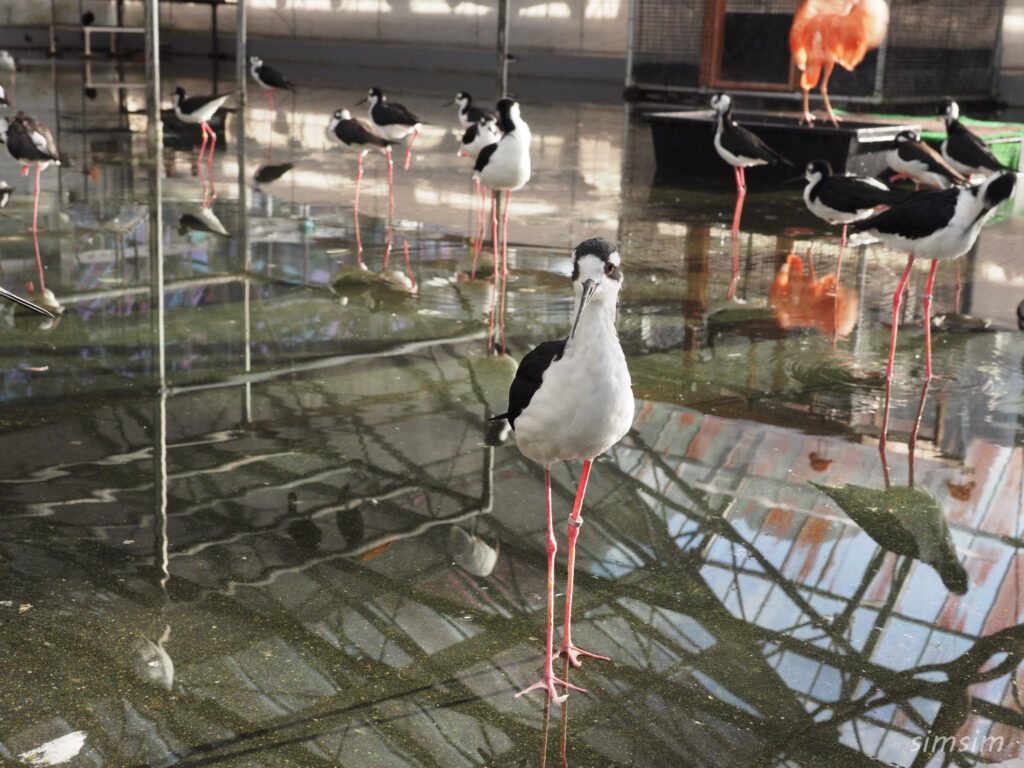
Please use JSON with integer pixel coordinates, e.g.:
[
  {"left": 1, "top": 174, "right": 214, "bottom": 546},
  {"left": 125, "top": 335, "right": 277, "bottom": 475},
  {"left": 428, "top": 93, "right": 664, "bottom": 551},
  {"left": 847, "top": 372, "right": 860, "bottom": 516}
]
[
  {"left": 497, "top": 238, "right": 634, "bottom": 704},
  {"left": 0, "top": 284, "right": 55, "bottom": 317},
  {"left": 813, "top": 482, "right": 968, "bottom": 593}
]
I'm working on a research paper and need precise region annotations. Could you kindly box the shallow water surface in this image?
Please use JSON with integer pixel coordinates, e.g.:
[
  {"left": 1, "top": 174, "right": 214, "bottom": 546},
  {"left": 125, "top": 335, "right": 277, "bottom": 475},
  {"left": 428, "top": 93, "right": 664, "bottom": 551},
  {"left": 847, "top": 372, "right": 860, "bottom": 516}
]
[{"left": 1, "top": 59, "right": 1024, "bottom": 767}]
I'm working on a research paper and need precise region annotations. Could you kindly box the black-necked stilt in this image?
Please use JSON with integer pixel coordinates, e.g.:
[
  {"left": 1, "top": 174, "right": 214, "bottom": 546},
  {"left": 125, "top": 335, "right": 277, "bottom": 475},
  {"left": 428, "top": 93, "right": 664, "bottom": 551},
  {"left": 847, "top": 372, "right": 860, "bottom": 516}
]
[
  {"left": 474, "top": 98, "right": 530, "bottom": 278},
  {"left": 458, "top": 114, "right": 499, "bottom": 159},
  {"left": 460, "top": 115, "right": 500, "bottom": 272},
  {"left": 887, "top": 129, "right": 968, "bottom": 190},
  {"left": 0, "top": 180, "right": 11, "bottom": 207},
  {"left": 802, "top": 159, "right": 912, "bottom": 278},
  {"left": 357, "top": 87, "right": 422, "bottom": 171},
  {"left": 248, "top": 56, "right": 296, "bottom": 110},
  {"left": 173, "top": 86, "right": 232, "bottom": 174},
  {"left": 789, "top": 0, "right": 889, "bottom": 127},
  {"left": 0, "top": 113, "right": 59, "bottom": 233},
  {"left": 0, "top": 283, "right": 54, "bottom": 317},
  {"left": 327, "top": 108, "right": 397, "bottom": 233},
  {"left": 850, "top": 171, "right": 1016, "bottom": 381},
  {"left": 938, "top": 98, "right": 1015, "bottom": 179},
  {"left": 446, "top": 91, "right": 494, "bottom": 129},
  {"left": 499, "top": 237, "right": 634, "bottom": 704},
  {"left": 710, "top": 92, "right": 790, "bottom": 234},
  {"left": 0, "top": 50, "right": 19, "bottom": 74},
  {"left": 0, "top": 84, "right": 8, "bottom": 108}
]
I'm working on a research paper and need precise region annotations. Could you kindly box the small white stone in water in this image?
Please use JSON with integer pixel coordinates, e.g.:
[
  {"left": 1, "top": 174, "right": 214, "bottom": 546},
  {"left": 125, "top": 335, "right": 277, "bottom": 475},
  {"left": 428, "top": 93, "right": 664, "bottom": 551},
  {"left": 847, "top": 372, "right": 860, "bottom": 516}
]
[{"left": 19, "top": 731, "right": 87, "bottom": 765}]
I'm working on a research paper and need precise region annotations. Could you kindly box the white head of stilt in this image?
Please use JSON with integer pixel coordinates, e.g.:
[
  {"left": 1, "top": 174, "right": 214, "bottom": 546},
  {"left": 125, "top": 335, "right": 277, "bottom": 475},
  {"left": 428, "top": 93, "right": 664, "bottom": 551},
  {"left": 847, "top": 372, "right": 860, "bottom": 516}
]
[
  {"left": 941, "top": 97, "right": 960, "bottom": 125},
  {"left": 568, "top": 237, "right": 624, "bottom": 342},
  {"left": 710, "top": 92, "right": 733, "bottom": 117}
]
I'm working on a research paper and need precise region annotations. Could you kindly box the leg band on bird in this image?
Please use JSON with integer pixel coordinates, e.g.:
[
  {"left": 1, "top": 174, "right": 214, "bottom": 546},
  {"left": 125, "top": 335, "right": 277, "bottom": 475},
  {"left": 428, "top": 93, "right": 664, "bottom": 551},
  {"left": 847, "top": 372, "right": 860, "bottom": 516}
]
[{"left": 557, "top": 459, "right": 610, "bottom": 668}]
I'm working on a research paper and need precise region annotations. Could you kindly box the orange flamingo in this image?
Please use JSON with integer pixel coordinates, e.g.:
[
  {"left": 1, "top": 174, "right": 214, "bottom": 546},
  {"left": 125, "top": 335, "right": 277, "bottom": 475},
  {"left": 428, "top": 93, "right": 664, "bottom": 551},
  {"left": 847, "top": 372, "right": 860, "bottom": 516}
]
[{"left": 789, "top": 0, "right": 889, "bottom": 127}]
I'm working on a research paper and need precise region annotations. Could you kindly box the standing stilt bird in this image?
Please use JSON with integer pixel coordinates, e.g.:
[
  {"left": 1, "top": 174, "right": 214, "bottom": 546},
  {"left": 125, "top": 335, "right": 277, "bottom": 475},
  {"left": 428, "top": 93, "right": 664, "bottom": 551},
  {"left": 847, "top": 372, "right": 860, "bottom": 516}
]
[
  {"left": 358, "top": 87, "right": 422, "bottom": 171},
  {"left": 801, "top": 159, "right": 912, "bottom": 281},
  {"left": 938, "top": 98, "right": 1016, "bottom": 179},
  {"left": 327, "top": 108, "right": 397, "bottom": 227},
  {"left": 458, "top": 114, "right": 500, "bottom": 159},
  {"left": 445, "top": 91, "right": 494, "bottom": 129},
  {"left": 173, "top": 86, "right": 232, "bottom": 174},
  {"left": 710, "top": 92, "right": 790, "bottom": 235},
  {"left": 850, "top": 172, "right": 1016, "bottom": 382},
  {"left": 474, "top": 98, "right": 531, "bottom": 278},
  {"left": 887, "top": 129, "right": 968, "bottom": 190},
  {"left": 248, "top": 56, "right": 297, "bottom": 110},
  {"left": 789, "top": 0, "right": 889, "bottom": 127},
  {"left": 0, "top": 113, "right": 59, "bottom": 233},
  {"left": 498, "top": 237, "right": 634, "bottom": 704}
]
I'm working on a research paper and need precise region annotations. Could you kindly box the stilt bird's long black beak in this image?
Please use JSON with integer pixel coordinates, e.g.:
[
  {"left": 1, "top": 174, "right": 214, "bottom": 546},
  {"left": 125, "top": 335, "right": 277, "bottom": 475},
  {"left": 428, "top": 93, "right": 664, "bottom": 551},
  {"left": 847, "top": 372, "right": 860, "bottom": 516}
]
[{"left": 569, "top": 279, "right": 596, "bottom": 340}]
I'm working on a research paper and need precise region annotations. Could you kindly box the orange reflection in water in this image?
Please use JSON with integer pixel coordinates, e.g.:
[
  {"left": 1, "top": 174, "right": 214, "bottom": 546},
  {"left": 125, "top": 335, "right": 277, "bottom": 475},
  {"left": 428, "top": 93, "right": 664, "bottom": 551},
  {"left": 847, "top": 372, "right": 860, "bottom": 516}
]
[{"left": 769, "top": 252, "right": 859, "bottom": 337}]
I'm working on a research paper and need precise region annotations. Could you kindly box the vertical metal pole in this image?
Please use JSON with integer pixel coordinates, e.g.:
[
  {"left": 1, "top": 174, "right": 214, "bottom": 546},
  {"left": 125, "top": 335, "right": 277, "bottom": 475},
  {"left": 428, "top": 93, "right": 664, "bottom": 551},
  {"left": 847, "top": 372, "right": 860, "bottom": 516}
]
[
  {"left": 236, "top": 0, "right": 247, "bottom": 108},
  {"left": 497, "top": 0, "right": 511, "bottom": 98},
  {"left": 145, "top": 0, "right": 165, "bottom": 390},
  {"left": 237, "top": 0, "right": 252, "bottom": 423},
  {"left": 624, "top": 0, "right": 637, "bottom": 89}
]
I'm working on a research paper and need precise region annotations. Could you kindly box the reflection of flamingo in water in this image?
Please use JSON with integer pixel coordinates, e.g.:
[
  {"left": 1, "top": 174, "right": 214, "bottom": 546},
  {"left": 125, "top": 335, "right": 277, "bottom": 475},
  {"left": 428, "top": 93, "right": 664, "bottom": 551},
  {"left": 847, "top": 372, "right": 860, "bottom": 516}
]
[{"left": 768, "top": 252, "right": 858, "bottom": 338}]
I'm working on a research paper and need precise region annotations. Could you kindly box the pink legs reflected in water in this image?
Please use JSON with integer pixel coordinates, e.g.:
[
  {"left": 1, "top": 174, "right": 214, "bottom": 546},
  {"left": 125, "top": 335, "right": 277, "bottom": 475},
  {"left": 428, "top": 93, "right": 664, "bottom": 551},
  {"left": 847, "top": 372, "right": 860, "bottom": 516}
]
[{"left": 878, "top": 376, "right": 931, "bottom": 489}]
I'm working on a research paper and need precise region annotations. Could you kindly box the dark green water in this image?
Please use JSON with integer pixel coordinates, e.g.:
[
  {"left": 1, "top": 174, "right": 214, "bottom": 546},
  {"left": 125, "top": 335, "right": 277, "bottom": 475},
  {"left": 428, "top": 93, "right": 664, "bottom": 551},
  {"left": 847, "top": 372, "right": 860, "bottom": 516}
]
[{"left": 1, "top": 59, "right": 1023, "bottom": 767}]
